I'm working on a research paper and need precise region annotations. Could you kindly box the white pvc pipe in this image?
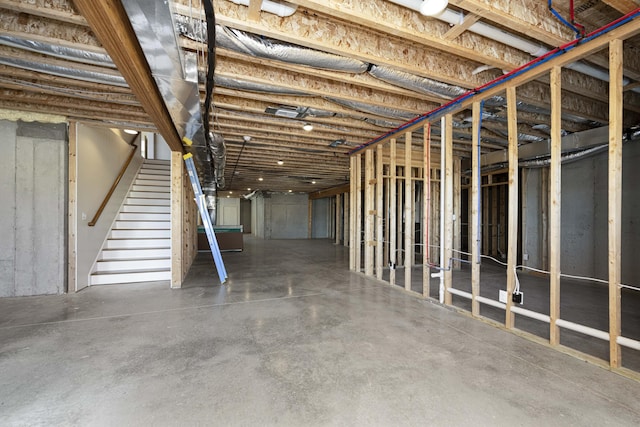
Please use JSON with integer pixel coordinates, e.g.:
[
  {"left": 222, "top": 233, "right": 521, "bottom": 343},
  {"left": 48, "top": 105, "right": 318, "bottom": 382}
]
[
  {"left": 447, "top": 287, "right": 472, "bottom": 300},
  {"left": 476, "top": 295, "right": 506, "bottom": 310},
  {"left": 617, "top": 336, "right": 640, "bottom": 352},
  {"left": 228, "top": 0, "right": 297, "bottom": 17},
  {"left": 556, "top": 319, "right": 610, "bottom": 341},
  {"left": 510, "top": 306, "right": 551, "bottom": 323}
]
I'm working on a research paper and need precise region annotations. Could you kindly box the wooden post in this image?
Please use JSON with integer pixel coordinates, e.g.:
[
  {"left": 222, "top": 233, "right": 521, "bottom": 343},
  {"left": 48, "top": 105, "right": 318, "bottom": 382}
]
[
  {"left": 608, "top": 38, "right": 623, "bottom": 368},
  {"left": 444, "top": 115, "right": 454, "bottom": 305},
  {"left": 505, "top": 86, "right": 519, "bottom": 329},
  {"left": 344, "top": 191, "right": 350, "bottom": 248},
  {"left": 384, "top": 164, "right": 390, "bottom": 266},
  {"left": 68, "top": 121, "right": 77, "bottom": 293},
  {"left": 376, "top": 144, "right": 384, "bottom": 280},
  {"left": 483, "top": 180, "right": 489, "bottom": 255},
  {"left": 405, "top": 132, "right": 413, "bottom": 291},
  {"left": 549, "top": 66, "right": 562, "bottom": 345},
  {"left": 423, "top": 124, "right": 431, "bottom": 298},
  {"left": 389, "top": 138, "right": 397, "bottom": 286},
  {"left": 171, "top": 151, "right": 184, "bottom": 288},
  {"left": 521, "top": 168, "right": 528, "bottom": 268},
  {"left": 541, "top": 167, "right": 549, "bottom": 271},
  {"left": 364, "top": 149, "right": 375, "bottom": 276},
  {"left": 355, "top": 153, "right": 363, "bottom": 272},
  {"left": 453, "top": 156, "right": 461, "bottom": 269},
  {"left": 349, "top": 155, "right": 357, "bottom": 270},
  {"left": 335, "top": 193, "right": 342, "bottom": 245},
  {"left": 471, "top": 102, "right": 481, "bottom": 316},
  {"left": 397, "top": 166, "right": 404, "bottom": 267}
]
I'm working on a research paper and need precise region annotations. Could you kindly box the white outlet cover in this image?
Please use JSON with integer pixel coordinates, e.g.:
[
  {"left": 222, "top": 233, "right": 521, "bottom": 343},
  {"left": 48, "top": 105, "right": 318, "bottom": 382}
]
[{"left": 498, "top": 289, "right": 508, "bottom": 304}]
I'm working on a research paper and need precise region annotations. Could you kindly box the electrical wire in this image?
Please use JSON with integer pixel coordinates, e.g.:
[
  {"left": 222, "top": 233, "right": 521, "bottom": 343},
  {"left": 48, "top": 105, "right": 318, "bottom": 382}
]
[{"left": 201, "top": 0, "right": 216, "bottom": 137}]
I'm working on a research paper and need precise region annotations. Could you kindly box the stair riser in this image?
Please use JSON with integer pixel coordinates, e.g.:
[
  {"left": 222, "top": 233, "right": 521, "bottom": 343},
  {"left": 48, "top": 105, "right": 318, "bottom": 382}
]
[
  {"left": 126, "top": 198, "right": 170, "bottom": 206},
  {"left": 137, "top": 174, "right": 170, "bottom": 181},
  {"left": 111, "top": 229, "right": 170, "bottom": 239},
  {"left": 114, "top": 221, "right": 169, "bottom": 230},
  {"left": 95, "top": 259, "right": 171, "bottom": 272},
  {"left": 140, "top": 165, "right": 170, "bottom": 171},
  {"left": 135, "top": 179, "right": 170, "bottom": 187},
  {"left": 132, "top": 185, "right": 170, "bottom": 193},
  {"left": 118, "top": 213, "right": 170, "bottom": 221},
  {"left": 90, "top": 270, "right": 171, "bottom": 285},
  {"left": 121, "top": 205, "right": 170, "bottom": 213},
  {"left": 101, "top": 249, "right": 171, "bottom": 260},
  {"left": 129, "top": 191, "right": 170, "bottom": 199},
  {"left": 105, "top": 239, "right": 170, "bottom": 249}
]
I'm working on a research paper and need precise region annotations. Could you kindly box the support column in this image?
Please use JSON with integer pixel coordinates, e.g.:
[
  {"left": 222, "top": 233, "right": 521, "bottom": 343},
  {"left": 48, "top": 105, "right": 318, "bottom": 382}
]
[
  {"left": 349, "top": 155, "right": 357, "bottom": 271},
  {"left": 376, "top": 144, "right": 384, "bottom": 280},
  {"left": 453, "top": 156, "right": 461, "bottom": 270},
  {"left": 549, "top": 66, "right": 562, "bottom": 345},
  {"left": 364, "top": 149, "right": 375, "bottom": 276},
  {"left": 423, "top": 124, "right": 431, "bottom": 298},
  {"left": 505, "top": 86, "right": 519, "bottom": 329},
  {"left": 390, "top": 138, "right": 397, "bottom": 286},
  {"left": 471, "top": 102, "right": 481, "bottom": 316},
  {"left": 68, "top": 121, "right": 78, "bottom": 293},
  {"left": 355, "top": 153, "right": 362, "bottom": 272},
  {"left": 171, "top": 151, "right": 184, "bottom": 288},
  {"left": 443, "top": 115, "right": 454, "bottom": 305},
  {"left": 608, "top": 38, "right": 623, "bottom": 368},
  {"left": 405, "top": 132, "right": 413, "bottom": 291}
]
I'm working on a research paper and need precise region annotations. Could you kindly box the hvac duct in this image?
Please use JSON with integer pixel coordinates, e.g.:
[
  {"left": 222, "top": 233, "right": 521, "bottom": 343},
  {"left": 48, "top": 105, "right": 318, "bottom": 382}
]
[
  {"left": 0, "top": 36, "right": 116, "bottom": 68},
  {"left": 0, "top": 56, "right": 128, "bottom": 87},
  {"left": 214, "top": 75, "right": 312, "bottom": 96},
  {"left": 227, "top": 0, "right": 297, "bottom": 17},
  {"left": 208, "top": 132, "right": 227, "bottom": 188}
]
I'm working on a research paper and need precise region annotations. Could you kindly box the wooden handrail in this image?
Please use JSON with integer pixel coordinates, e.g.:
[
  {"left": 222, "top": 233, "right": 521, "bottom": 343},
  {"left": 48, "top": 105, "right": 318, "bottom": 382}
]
[{"left": 88, "top": 139, "right": 139, "bottom": 226}]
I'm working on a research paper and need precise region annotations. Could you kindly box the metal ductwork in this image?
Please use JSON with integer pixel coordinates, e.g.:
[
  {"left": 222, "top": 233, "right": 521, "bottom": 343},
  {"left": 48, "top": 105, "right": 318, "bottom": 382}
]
[{"left": 120, "top": 0, "right": 221, "bottom": 193}]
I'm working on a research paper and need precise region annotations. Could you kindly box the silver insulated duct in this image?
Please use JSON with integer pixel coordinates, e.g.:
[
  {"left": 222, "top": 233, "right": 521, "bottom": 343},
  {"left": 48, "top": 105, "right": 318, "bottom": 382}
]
[{"left": 121, "top": 0, "right": 221, "bottom": 192}]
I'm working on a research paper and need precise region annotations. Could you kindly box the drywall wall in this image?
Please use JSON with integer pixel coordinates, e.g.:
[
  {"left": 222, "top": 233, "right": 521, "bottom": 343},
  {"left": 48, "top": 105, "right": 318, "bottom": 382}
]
[
  {"left": 75, "top": 124, "right": 143, "bottom": 290},
  {"left": 216, "top": 197, "right": 240, "bottom": 226},
  {"left": 0, "top": 120, "right": 66, "bottom": 297}
]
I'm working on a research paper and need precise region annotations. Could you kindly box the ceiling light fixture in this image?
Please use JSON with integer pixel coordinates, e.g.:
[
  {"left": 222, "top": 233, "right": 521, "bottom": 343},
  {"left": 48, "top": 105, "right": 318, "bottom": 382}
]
[
  {"left": 311, "top": 180, "right": 316, "bottom": 184},
  {"left": 258, "top": 177, "right": 264, "bottom": 181},
  {"left": 123, "top": 129, "right": 138, "bottom": 135},
  {"left": 302, "top": 123, "right": 313, "bottom": 131},
  {"left": 420, "top": 0, "right": 448, "bottom": 16},
  {"left": 277, "top": 160, "right": 284, "bottom": 165}
]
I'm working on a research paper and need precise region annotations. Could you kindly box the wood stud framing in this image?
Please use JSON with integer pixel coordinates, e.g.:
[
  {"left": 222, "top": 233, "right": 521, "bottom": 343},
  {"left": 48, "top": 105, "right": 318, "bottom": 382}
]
[
  {"left": 608, "top": 39, "right": 624, "bottom": 368},
  {"left": 340, "top": 14, "right": 639, "bottom": 376},
  {"left": 549, "top": 66, "right": 562, "bottom": 345}
]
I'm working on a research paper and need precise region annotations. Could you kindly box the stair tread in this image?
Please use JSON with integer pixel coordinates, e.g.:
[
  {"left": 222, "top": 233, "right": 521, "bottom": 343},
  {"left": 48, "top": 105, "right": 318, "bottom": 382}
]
[
  {"left": 97, "top": 257, "right": 170, "bottom": 262},
  {"left": 92, "top": 268, "right": 171, "bottom": 275}
]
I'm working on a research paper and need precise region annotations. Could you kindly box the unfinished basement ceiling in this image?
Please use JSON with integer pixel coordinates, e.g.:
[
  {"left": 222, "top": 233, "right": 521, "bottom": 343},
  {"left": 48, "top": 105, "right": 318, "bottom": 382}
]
[{"left": 1, "top": 0, "right": 639, "bottom": 194}]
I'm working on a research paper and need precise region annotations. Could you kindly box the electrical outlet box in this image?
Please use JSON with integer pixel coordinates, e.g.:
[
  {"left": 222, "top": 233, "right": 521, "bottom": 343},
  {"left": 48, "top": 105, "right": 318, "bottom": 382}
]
[
  {"left": 523, "top": 253, "right": 529, "bottom": 261},
  {"left": 499, "top": 290, "right": 508, "bottom": 304},
  {"left": 512, "top": 292, "right": 524, "bottom": 305}
]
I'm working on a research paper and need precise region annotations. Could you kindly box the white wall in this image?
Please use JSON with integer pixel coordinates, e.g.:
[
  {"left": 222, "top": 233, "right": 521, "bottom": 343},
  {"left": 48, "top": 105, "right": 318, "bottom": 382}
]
[
  {"left": 312, "top": 198, "right": 330, "bottom": 238},
  {"left": 75, "top": 124, "right": 143, "bottom": 290},
  {"left": 153, "top": 134, "right": 172, "bottom": 160},
  {"left": 216, "top": 198, "right": 240, "bottom": 226},
  {"left": 0, "top": 120, "right": 66, "bottom": 297}
]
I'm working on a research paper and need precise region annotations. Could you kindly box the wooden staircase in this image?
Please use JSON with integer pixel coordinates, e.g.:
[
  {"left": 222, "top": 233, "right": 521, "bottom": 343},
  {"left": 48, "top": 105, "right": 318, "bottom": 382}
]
[{"left": 90, "top": 159, "right": 171, "bottom": 285}]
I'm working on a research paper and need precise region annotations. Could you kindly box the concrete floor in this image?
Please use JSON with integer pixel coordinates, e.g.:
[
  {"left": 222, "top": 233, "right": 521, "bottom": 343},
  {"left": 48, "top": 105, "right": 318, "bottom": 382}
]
[{"left": 1, "top": 237, "right": 639, "bottom": 426}]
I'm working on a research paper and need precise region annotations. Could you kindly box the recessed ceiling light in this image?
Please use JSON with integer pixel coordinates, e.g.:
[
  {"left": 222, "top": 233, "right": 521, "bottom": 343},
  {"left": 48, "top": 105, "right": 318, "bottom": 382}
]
[
  {"left": 247, "top": 188, "right": 251, "bottom": 191},
  {"left": 258, "top": 177, "right": 264, "bottom": 181},
  {"left": 277, "top": 160, "right": 284, "bottom": 165},
  {"left": 123, "top": 129, "right": 138, "bottom": 135},
  {"left": 311, "top": 180, "right": 316, "bottom": 184},
  {"left": 303, "top": 123, "right": 313, "bottom": 131},
  {"left": 288, "top": 189, "right": 292, "bottom": 193},
  {"left": 420, "top": 0, "right": 448, "bottom": 16},
  {"left": 229, "top": 191, "right": 233, "bottom": 194}
]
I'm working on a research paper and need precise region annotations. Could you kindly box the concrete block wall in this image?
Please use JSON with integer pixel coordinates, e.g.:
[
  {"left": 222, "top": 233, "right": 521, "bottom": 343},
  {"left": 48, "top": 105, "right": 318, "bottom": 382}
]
[
  {"left": 252, "top": 192, "right": 309, "bottom": 239},
  {"left": 0, "top": 120, "right": 67, "bottom": 297}
]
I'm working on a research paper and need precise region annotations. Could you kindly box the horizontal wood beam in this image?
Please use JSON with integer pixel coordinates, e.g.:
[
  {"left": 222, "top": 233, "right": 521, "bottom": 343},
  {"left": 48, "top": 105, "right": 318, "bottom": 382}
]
[{"left": 72, "top": 0, "right": 183, "bottom": 152}]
